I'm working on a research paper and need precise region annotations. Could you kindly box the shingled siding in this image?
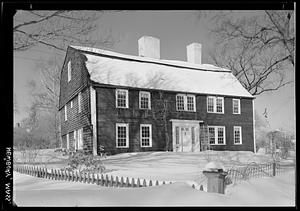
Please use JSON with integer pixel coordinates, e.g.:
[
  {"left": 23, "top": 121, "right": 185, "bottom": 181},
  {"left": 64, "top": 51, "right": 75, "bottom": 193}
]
[
  {"left": 58, "top": 47, "right": 90, "bottom": 110},
  {"left": 95, "top": 86, "right": 254, "bottom": 155}
]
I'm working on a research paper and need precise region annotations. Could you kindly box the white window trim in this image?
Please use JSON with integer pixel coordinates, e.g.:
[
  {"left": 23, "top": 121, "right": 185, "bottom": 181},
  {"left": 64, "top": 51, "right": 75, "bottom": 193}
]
[
  {"left": 77, "top": 128, "right": 83, "bottom": 150},
  {"left": 140, "top": 124, "right": 152, "bottom": 147},
  {"left": 67, "top": 61, "right": 71, "bottom": 82},
  {"left": 207, "top": 96, "right": 224, "bottom": 114},
  {"left": 116, "top": 89, "right": 129, "bottom": 108},
  {"left": 208, "top": 126, "right": 226, "bottom": 145},
  {"left": 78, "top": 92, "right": 82, "bottom": 113},
  {"left": 187, "top": 94, "right": 196, "bottom": 112},
  {"left": 234, "top": 126, "right": 242, "bottom": 145},
  {"left": 66, "top": 133, "right": 70, "bottom": 150},
  {"left": 116, "top": 123, "right": 129, "bottom": 148},
  {"left": 70, "top": 100, "right": 73, "bottom": 108},
  {"left": 139, "top": 91, "right": 151, "bottom": 109},
  {"left": 233, "top": 99, "right": 241, "bottom": 114},
  {"left": 64, "top": 105, "right": 67, "bottom": 121},
  {"left": 176, "top": 94, "right": 196, "bottom": 112},
  {"left": 74, "top": 130, "right": 77, "bottom": 150}
]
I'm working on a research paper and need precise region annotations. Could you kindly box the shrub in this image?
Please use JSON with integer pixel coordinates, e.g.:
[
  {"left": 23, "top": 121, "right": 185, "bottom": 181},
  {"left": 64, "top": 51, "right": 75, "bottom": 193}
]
[{"left": 67, "top": 150, "right": 105, "bottom": 174}]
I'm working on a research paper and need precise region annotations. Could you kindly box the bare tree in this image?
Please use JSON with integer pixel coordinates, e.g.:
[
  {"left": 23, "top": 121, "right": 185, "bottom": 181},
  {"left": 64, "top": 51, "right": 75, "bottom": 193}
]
[
  {"left": 14, "top": 10, "right": 115, "bottom": 52},
  {"left": 201, "top": 10, "right": 295, "bottom": 95}
]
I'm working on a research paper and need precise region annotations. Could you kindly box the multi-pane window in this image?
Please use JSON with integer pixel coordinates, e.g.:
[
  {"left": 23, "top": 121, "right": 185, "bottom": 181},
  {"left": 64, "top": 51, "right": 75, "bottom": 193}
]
[
  {"left": 208, "top": 126, "right": 226, "bottom": 145},
  {"left": 234, "top": 126, "right": 242, "bottom": 144},
  {"left": 64, "top": 105, "right": 67, "bottom": 121},
  {"left": 233, "top": 99, "right": 241, "bottom": 114},
  {"left": 74, "top": 129, "right": 83, "bottom": 150},
  {"left": 116, "top": 123, "right": 129, "bottom": 148},
  {"left": 208, "top": 127, "right": 215, "bottom": 144},
  {"left": 217, "top": 127, "right": 225, "bottom": 144},
  {"left": 140, "top": 124, "right": 152, "bottom": 147},
  {"left": 187, "top": 95, "right": 196, "bottom": 111},
  {"left": 78, "top": 92, "right": 82, "bottom": 113},
  {"left": 139, "top": 91, "right": 151, "bottom": 109},
  {"left": 67, "top": 61, "right": 71, "bottom": 82},
  {"left": 116, "top": 89, "right": 128, "bottom": 108},
  {"left": 207, "top": 96, "right": 224, "bottom": 113},
  {"left": 207, "top": 97, "right": 215, "bottom": 113},
  {"left": 176, "top": 94, "right": 196, "bottom": 112},
  {"left": 176, "top": 95, "right": 185, "bottom": 111}
]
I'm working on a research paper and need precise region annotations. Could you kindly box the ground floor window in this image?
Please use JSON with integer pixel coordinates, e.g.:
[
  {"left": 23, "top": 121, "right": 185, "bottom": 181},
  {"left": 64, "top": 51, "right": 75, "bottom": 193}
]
[
  {"left": 234, "top": 126, "right": 242, "bottom": 144},
  {"left": 208, "top": 126, "right": 226, "bottom": 145},
  {"left": 116, "top": 123, "right": 129, "bottom": 148},
  {"left": 66, "top": 133, "right": 70, "bottom": 149},
  {"left": 140, "top": 124, "right": 152, "bottom": 147},
  {"left": 74, "top": 128, "right": 84, "bottom": 150}
]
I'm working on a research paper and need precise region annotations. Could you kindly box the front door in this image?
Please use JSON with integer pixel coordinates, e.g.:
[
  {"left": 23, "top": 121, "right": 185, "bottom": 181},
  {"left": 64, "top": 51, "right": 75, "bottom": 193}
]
[{"left": 181, "top": 127, "right": 191, "bottom": 152}]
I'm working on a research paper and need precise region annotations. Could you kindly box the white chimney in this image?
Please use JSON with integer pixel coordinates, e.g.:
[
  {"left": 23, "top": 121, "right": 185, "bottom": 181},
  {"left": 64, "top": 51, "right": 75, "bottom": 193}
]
[
  {"left": 138, "top": 36, "right": 160, "bottom": 59},
  {"left": 187, "top": 43, "right": 202, "bottom": 64}
]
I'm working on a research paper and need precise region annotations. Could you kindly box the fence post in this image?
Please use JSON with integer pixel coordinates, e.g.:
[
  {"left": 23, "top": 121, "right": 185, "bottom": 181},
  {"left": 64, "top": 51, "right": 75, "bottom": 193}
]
[{"left": 200, "top": 185, "right": 204, "bottom": 191}]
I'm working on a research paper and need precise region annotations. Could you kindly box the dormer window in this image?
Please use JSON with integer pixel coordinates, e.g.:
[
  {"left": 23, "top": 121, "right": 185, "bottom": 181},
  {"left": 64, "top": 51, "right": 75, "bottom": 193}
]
[{"left": 67, "top": 61, "right": 72, "bottom": 82}]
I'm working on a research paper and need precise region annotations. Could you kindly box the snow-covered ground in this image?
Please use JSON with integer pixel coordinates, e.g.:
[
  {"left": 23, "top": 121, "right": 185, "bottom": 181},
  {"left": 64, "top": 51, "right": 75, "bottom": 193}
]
[{"left": 13, "top": 170, "right": 295, "bottom": 206}]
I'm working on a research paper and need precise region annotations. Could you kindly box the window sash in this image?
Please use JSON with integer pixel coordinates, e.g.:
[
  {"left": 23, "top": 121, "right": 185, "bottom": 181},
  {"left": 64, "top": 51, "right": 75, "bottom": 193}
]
[
  {"left": 67, "top": 61, "right": 71, "bottom": 82},
  {"left": 66, "top": 133, "right": 69, "bottom": 149},
  {"left": 207, "top": 96, "right": 224, "bottom": 113},
  {"left": 234, "top": 126, "right": 242, "bottom": 144},
  {"left": 207, "top": 97, "right": 215, "bottom": 112},
  {"left": 64, "top": 105, "right": 67, "bottom": 121},
  {"left": 139, "top": 91, "right": 151, "bottom": 109},
  {"left": 233, "top": 99, "right": 241, "bottom": 114},
  {"left": 140, "top": 124, "right": 152, "bottom": 147},
  {"left": 116, "top": 123, "right": 129, "bottom": 148},
  {"left": 208, "top": 126, "right": 226, "bottom": 145},
  {"left": 176, "top": 94, "right": 196, "bottom": 112},
  {"left": 116, "top": 89, "right": 128, "bottom": 108}
]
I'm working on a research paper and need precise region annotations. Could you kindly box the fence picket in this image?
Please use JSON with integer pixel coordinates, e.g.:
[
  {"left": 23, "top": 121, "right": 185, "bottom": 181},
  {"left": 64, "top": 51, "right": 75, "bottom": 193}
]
[
  {"left": 120, "top": 176, "right": 124, "bottom": 187},
  {"left": 149, "top": 180, "right": 152, "bottom": 186},
  {"left": 155, "top": 180, "right": 159, "bottom": 186},
  {"left": 143, "top": 179, "right": 146, "bottom": 187},
  {"left": 125, "top": 177, "right": 129, "bottom": 187},
  {"left": 110, "top": 175, "right": 114, "bottom": 187},
  {"left": 115, "top": 176, "right": 119, "bottom": 187},
  {"left": 137, "top": 178, "right": 141, "bottom": 187},
  {"left": 105, "top": 175, "right": 109, "bottom": 187},
  {"left": 192, "top": 184, "right": 195, "bottom": 189},
  {"left": 163, "top": 181, "right": 165, "bottom": 185},
  {"left": 131, "top": 178, "right": 135, "bottom": 187},
  {"left": 200, "top": 185, "right": 204, "bottom": 191}
]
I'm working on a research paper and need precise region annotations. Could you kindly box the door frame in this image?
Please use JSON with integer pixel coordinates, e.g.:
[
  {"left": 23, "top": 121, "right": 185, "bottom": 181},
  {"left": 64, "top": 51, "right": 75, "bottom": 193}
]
[{"left": 170, "top": 119, "right": 203, "bottom": 152}]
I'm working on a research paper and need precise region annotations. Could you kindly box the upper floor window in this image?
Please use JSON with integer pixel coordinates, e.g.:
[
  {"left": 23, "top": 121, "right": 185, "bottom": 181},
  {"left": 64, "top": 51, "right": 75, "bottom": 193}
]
[
  {"left": 116, "top": 89, "right": 128, "bottom": 108},
  {"left": 116, "top": 123, "right": 129, "bottom": 148},
  {"left": 234, "top": 126, "right": 242, "bottom": 144},
  {"left": 78, "top": 92, "right": 82, "bottom": 113},
  {"left": 140, "top": 124, "right": 152, "bottom": 147},
  {"left": 70, "top": 100, "right": 73, "bottom": 108},
  {"left": 64, "top": 105, "right": 67, "bottom": 121},
  {"left": 139, "top": 91, "right": 151, "bottom": 109},
  {"left": 207, "top": 96, "right": 224, "bottom": 114},
  {"left": 67, "top": 61, "right": 71, "bottom": 82},
  {"left": 208, "top": 126, "right": 226, "bottom": 145},
  {"left": 233, "top": 99, "right": 241, "bottom": 114},
  {"left": 176, "top": 94, "right": 196, "bottom": 112}
]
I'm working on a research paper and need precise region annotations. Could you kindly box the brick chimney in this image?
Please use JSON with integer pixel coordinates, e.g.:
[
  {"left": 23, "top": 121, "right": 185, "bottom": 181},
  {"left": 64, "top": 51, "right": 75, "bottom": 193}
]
[
  {"left": 187, "top": 43, "right": 202, "bottom": 64},
  {"left": 138, "top": 36, "right": 160, "bottom": 59}
]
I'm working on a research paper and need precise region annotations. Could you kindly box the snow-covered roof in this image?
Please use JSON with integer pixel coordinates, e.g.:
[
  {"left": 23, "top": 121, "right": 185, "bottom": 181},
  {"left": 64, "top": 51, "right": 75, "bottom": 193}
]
[{"left": 70, "top": 46, "right": 253, "bottom": 98}]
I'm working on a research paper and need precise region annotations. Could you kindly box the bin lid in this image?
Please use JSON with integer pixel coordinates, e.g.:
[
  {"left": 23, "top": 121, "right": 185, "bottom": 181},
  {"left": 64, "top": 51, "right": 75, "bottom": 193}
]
[{"left": 204, "top": 161, "right": 224, "bottom": 171}]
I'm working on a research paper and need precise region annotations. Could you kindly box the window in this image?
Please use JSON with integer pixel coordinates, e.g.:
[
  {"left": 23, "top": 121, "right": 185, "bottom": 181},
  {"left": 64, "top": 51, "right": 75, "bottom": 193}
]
[
  {"left": 70, "top": 100, "right": 73, "bottom": 108},
  {"left": 64, "top": 105, "right": 67, "bottom": 121},
  {"left": 233, "top": 99, "right": 241, "bottom": 114},
  {"left": 140, "top": 124, "right": 152, "bottom": 147},
  {"left": 116, "top": 89, "right": 128, "bottom": 108},
  {"left": 187, "top": 95, "right": 196, "bottom": 111},
  {"left": 116, "top": 123, "right": 129, "bottom": 148},
  {"left": 208, "top": 126, "right": 226, "bottom": 145},
  {"left": 207, "top": 96, "right": 224, "bottom": 113},
  {"left": 176, "top": 94, "right": 196, "bottom": 112},
  {"left": 67, "top": 61, "right": 71, "bottom": 82},
  {"left": 66, "top": 133, "right": 70, "bottom": 149},
  {"left": 78, "top": 92, "right": 82, "bottom": 113},
  {"left": 234, "top": 126, "right": 242, "bottom": 144},
  {"left": 139, "top": 91, "right": 151, "bottom": 109}
]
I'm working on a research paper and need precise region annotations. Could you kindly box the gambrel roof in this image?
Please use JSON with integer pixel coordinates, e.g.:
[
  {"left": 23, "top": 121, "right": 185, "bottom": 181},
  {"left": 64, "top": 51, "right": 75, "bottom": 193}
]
[{"left": 71, "top": 46, "right": 254, "bottom": 98}]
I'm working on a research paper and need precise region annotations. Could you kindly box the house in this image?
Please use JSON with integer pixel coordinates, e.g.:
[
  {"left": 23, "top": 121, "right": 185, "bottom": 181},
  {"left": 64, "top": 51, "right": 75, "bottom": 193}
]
[{"left": 58, "top": 36, "right": 256, "bottom": 155}]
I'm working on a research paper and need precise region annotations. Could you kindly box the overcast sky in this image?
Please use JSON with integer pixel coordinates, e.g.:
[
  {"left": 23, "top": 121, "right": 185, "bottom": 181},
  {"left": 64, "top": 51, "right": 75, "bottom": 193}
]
[{"left": 13, "top": 10, "right": 295, "bottom": 133}]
